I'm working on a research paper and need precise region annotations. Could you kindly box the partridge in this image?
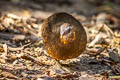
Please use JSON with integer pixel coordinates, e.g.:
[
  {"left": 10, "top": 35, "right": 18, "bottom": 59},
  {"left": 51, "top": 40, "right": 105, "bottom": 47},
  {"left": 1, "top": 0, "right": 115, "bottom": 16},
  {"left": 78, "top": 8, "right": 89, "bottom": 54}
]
[{"left": 41, "top": 12, "right": 87, "bottom": 61}]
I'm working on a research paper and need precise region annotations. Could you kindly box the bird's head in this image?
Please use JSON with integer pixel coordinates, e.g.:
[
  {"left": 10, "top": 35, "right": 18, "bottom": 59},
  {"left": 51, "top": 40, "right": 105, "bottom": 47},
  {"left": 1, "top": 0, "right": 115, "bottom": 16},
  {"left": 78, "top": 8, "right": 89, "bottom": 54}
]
[{"left": 60, "top": 23, "right": 76, "bottom": 45}]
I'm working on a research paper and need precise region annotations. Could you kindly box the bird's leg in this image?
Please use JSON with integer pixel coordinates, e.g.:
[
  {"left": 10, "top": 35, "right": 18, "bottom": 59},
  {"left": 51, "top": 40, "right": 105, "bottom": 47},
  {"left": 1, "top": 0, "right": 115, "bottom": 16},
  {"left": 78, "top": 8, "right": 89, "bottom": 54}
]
[{"left": 51, "top": 59, "right": 71, "bottom": 73}]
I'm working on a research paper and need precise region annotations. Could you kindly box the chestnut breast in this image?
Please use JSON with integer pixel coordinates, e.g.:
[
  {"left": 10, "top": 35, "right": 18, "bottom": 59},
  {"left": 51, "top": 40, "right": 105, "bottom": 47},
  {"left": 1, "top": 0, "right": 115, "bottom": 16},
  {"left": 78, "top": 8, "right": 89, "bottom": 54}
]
[{"left": 41, "top": 12, "right": 87, "bottom": 60}]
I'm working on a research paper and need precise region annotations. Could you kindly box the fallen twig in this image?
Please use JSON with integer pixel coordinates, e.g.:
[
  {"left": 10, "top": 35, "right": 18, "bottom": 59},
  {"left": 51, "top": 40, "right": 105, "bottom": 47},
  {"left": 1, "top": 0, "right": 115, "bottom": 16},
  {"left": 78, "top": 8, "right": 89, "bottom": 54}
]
[
  {"left": 88, "top": 33, "right": 102, "bottom": 47},
  {"left": 0, "top": 32, "right": 42, "bottom": 41},
  {"left": 0, "top": 42, "right": 31, "bottom": 51},
  {"left": 86, "top": 47, "right": 106, "bottom": 57}
]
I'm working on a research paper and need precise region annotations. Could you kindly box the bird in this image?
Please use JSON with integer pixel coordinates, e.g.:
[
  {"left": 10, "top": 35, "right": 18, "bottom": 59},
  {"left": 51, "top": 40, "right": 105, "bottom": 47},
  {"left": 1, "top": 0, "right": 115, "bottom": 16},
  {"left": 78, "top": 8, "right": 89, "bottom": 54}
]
[{"left": 41, "top": 12, "right": 87, "bottom": 72}]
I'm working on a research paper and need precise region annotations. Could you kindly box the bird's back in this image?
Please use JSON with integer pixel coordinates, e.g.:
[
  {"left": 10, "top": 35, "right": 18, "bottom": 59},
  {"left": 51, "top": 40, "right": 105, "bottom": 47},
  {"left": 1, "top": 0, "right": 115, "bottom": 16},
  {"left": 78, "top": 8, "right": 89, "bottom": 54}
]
[{"left": 41, "top": 12, "right": 87, "bottom": 60}]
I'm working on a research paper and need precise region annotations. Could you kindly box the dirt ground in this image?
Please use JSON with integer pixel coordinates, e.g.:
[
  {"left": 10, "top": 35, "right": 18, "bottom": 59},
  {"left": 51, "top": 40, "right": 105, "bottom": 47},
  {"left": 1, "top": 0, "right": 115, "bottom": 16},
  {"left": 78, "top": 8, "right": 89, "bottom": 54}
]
[{"left": 0, "top": 0, "right": 120, "bottom": 80}]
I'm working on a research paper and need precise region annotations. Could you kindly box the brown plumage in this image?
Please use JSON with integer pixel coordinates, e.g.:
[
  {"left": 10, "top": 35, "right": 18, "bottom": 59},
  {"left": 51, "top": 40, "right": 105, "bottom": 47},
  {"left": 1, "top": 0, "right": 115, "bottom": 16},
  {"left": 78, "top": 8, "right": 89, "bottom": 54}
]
[{"left": 41, "top": 12, "right": 87, "bottom": 60}]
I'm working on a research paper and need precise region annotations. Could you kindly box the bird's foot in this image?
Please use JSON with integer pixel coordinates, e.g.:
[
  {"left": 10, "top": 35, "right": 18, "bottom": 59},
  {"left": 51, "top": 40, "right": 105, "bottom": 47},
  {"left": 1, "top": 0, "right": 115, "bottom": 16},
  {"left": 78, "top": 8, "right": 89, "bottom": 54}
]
[{"left": 50, "top": 60, "right": 72, "bottom": 74}]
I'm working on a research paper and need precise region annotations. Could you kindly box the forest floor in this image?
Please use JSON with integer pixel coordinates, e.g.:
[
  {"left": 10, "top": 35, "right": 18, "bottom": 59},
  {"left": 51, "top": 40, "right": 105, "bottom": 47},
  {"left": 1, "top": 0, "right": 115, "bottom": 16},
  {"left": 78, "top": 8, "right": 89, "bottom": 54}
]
[{"left": 0, "top": 0, "right": 120, "bottom": 80}]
